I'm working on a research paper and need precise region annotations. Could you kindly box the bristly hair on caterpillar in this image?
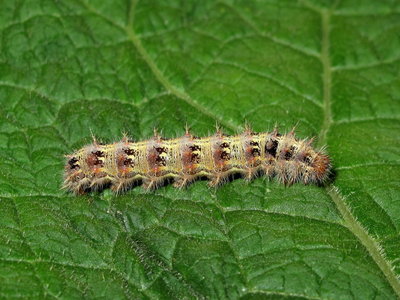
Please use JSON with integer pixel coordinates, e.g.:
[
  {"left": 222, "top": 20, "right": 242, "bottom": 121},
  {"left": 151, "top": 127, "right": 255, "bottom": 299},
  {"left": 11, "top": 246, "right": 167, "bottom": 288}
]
[{"left": 62, "top": 125, "right": 331, "bottom": 194}]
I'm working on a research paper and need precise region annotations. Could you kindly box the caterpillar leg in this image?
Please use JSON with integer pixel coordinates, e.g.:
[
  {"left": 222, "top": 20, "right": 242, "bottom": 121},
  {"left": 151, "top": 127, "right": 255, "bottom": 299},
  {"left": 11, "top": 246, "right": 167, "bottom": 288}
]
[
  {"left": 262, "top": 162, "right": 275, "bottom": 179},
  {"left": 74, "top": 178, "right": 91, "bottom": 195},
  {"left": 111, "top": 176, "right": 140, "bottom": 193},
  {"left": 142, "top": 177, "right": 164, "bottom": 191},
  {"left": 243, "top": 167, "right": 260, "bottom": 181},
  {"left": 90, "top": 176, "right": 112, "bottom": 191},
  {"left": 173, "top": 175, "right": 195, "bottom": 189},
  {"left": 208, "top": 173, "right": 229, "bottom": 187}
]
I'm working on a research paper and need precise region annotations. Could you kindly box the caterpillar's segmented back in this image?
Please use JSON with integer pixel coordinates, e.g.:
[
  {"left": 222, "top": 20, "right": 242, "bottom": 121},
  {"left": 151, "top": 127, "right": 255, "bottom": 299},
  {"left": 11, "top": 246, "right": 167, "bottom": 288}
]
[{"left": 63, "top": 127, "right": 331, "bottom": 194}]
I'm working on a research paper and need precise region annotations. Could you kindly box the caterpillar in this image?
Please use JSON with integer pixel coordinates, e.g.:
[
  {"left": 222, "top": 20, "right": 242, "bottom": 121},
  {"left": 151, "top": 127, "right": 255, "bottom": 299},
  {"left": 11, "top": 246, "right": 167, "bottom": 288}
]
[{"left": 63, "top": 127, "right": 331, "bottom": 194}]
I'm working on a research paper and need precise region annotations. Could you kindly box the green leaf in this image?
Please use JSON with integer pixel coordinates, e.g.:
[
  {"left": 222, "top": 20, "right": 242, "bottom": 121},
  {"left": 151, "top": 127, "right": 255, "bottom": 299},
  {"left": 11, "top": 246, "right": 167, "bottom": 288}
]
[{"left": 0, "top": 0, "right": 399, "bottom": 299}]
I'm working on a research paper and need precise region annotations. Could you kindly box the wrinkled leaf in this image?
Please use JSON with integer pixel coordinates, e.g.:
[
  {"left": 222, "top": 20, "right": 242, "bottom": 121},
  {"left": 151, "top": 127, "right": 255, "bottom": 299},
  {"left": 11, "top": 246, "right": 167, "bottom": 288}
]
[{"left": 0, "top": 0, "right": 399, "bottom": 299}]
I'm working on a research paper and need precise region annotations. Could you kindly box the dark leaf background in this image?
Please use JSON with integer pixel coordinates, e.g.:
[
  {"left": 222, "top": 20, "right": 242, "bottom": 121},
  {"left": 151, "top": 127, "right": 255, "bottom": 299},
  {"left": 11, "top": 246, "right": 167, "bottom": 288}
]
[{"left": 0, "top": 0, "right": 399, "bottom": 299}]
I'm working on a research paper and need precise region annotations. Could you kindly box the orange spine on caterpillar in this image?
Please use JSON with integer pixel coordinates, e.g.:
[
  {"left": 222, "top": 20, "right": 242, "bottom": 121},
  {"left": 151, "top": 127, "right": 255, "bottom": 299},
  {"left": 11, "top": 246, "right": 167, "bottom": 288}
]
[{"left": 62, "top": 126, "right": 331, "bottom": 194}]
